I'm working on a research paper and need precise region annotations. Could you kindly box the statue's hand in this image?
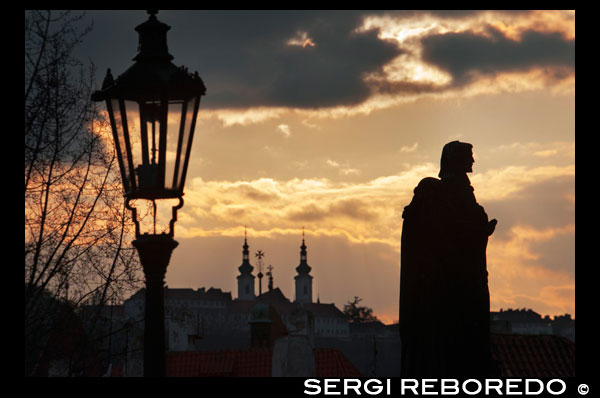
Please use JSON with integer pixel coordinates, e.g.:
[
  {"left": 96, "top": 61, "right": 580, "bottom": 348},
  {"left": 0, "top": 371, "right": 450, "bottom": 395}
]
[{"left": 487, "top": 219, "right": 497, "bottom": 236}]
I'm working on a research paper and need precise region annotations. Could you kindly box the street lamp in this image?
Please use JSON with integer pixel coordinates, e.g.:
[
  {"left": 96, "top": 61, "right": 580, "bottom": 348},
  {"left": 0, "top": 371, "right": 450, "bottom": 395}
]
[{"left": 91, "top": 10, "right": 206, "bottom": 377}]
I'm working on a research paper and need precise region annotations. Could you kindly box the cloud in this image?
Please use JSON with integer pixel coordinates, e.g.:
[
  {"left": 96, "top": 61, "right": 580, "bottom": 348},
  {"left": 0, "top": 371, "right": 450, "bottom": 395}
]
[
  {"left": 356, "top": 10, "right": 574, "bottom": 105},
  {"left": 483, "top": 175, "right": 574, "bottom": 242},
  {"left": 83, "top": 10, "right": 574, "bottom": 121},
  {"left": 421, "top": 27, "right": 574, "bottom": 86},
  {"left": 492, "top": 141, "right": 574, "bottom": 158},
  {"left": 176, "top": 164, "right": 438, "bottom": 246},
  {"left": 286, "top": 198, "right": 379, "bottom": 223},
  {"left": 277, "top": 124, "right": 291, "bottom": 137},
  {"left": 301, "top": 119, "right": 321, "bottom": 129},
  {"left": 487, "top": 223, "right": 574, "bottom": 316},
  {"left": 167, "top": 159, "right": 574, "bottom": 320},
  {"left": 472, "top": 164, "right": 574, "bottom": 202},
  {"left": 399, "top": 142, "right": 419, "bottom": 153},
  {"left": 287, "top": 30, "right": 317, "bottom": 48},
  {"left": 192, "top": 65, "right": 573, "bottom": 128},
  {"left": 165, "top": 11, "right": 404, "bottom": 109},
  {"left": 175, "top": 160, "right": 573, "bottom": 253},
  {"left": 326, "top": 159, "right": 361, "bottom": 176}
]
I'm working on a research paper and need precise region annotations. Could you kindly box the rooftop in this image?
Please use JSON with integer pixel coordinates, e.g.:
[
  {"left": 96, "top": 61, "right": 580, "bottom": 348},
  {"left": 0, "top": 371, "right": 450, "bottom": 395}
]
[
  {"left": 490, "top": 333, "right": 575, "bottom": 378},
  {"left": 164, "top": 348, "right": 362, "bottom": 377}
]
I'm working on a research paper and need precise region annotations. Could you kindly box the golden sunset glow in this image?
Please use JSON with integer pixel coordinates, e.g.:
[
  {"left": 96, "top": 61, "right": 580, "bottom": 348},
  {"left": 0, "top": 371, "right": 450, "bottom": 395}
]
[{"left": 76, "top": 10, "right": 574, "bottom": 323}]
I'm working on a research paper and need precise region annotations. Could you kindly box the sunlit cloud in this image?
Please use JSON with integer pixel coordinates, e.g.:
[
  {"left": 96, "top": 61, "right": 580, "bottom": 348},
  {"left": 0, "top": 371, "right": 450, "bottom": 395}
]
[
  {"left": 176, "top": 163, "right": 438, "bottom": 246},
  {"left": 277, "top": 124, "right": 291, "bottom": 137},
  {"left": 360, "top": 10, "right": 574, "bottom": 45},
  {"left": 359, "top": 10, "right": 574, "bottom": 102},
  {"left": 472, "top": 164, "right": 574, "bottom": 202},
  {"left": 487, "top": 223, "right": 575, "bottom": 316},
  {"left": 399, "top": 142, "right": 419, "bottom": 153},
  {"left": 492, "top": 141, "right": 574, "bottom": 159},
  {"left": 196, "top": 107, "right": 288, "bottom": 127},
  {"left": 368, "top": 54, "right": 453, "bottom": 86},
  {"left": 170, "top": 159, "right": 574, "bottom": 320},
  {"left": 183, "top": 11, "right": 573, "bottom": 128},
  {"left": 326, "top": 159, "right": 361, "bottom": 176},
  {"left": 192, "top": 65, "right": 573, "bottom": 129},
  {"left": 287, "top": 30, "right": 317, "bottom": 48},
  {"left": 301, "top": 119, "right": 321, "bottom": 129},
  {"left": 174, "top": 160, "right": 573, "bottom": 253}
]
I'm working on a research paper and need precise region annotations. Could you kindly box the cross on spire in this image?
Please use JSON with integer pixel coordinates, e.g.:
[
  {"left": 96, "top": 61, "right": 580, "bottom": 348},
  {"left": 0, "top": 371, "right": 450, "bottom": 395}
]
[
  {"left": 255, "top": 250, "right": 265, "bottom": 273},
  {"left": 255, "top": 250, "right": 264, "bottom": 260}
]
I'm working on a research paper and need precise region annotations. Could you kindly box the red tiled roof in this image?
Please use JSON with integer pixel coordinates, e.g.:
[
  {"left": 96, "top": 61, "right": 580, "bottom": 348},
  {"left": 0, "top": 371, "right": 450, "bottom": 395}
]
[
  {"left": 165, "top": 348, "right": 362, "bottom": 377},
  {"left": 168, "top": 351, "right": 241, "bottom": 376},
  {"left": 314, "top": 348, "right": 363, "bottom": 378},
  {"left": 167, "top": 349, "right": 270, "bottom": 377},
  {"left": 232, "top": 349, "right": 273, "bottom": 377},
  {"left": 491, "top": 333, "right": 575, "bottom": 378}
]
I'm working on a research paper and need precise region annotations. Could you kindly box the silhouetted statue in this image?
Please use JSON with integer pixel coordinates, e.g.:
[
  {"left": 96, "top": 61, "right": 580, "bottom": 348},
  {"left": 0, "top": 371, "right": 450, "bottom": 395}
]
[{"left": 399, "top": 141, "right": 497, "bottom": 378}]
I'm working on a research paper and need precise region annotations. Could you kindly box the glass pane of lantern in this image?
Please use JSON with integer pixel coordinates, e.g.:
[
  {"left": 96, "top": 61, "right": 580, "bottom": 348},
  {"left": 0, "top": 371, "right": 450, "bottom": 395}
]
[
  {"left": 166, "top": 101, "right": 183, "bottom": 190},
  {"left": 143, "top": 101, "right": 161, "bottom": 165},
  {"left": 175, "top": 97, "right": 197, "bottom": 191},
  {"left": 137, "top": 101, "right": 162, "bottom": 192},
  {"left": 110, "top": 98, "right": 133, "bottom": 192},
  {"left": 124, "top": 100, "right": 141, "bottom": 187}
]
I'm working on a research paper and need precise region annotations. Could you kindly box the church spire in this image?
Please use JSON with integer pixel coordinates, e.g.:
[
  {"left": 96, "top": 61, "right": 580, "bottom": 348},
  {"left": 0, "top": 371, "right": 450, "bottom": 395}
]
[
  {"left": 240, "top": 226, "right": 252, "bottom": 272},
  {"left": 296, "top": 226, "right": 311, "bottom": 274},
  {"left": 243, "top": 225, "right": 249, "bottom": 259},
  {"left": 237, "top": 226, "right": 255, "bottom": 300},
  {"left": 294, "top": 227, "right": 313, "bottom": 304}
]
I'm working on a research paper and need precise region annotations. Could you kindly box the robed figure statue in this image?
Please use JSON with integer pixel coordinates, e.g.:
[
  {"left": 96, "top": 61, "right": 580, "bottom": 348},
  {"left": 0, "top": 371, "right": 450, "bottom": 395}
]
[{"left": 399, "top": 141, "right": 498, "bottom": 378}]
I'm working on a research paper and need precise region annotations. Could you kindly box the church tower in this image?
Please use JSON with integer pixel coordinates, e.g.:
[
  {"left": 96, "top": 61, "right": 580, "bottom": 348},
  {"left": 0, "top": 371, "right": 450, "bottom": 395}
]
[
  {"left": 237, "top": 227, "right": 256, "bottom": 301},
  {"left": 294, "top": 228, "right": 313, "bottom": 304}
]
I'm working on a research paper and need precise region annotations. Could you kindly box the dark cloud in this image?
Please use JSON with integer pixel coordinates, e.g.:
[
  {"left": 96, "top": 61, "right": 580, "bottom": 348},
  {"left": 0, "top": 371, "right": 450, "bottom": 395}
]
[
  {"left": 190, "top": 11, "right": 403, "bottom": 109},
  {"left": 76, "top": 11, "right": 573, "bottom": 109},
  {"left": 77, "top": 10, "right": 402, "bottom": 109},
  {"left": 484, "top": 175, "right": 574, "bottom": 241},
  {"left": 286, "top": 198, "right": 378, "bottom": 223},
  {"left": 287, "top": 203, "right": 329, "bottom": 222},
  {"left": 421, "top": 27, "right": 575, "bottom": 85},
  {"left": 329, "top": 198, "right": 379, "bottom": 222},
  {"left": 371, "top": 80, "right": 446, "bottom": 96},
  {"left": 234, "top": 184, "right": 279, "bottom": 202},
  {"left": 530, "top": 231, "right": 574, "bottom": 277}
]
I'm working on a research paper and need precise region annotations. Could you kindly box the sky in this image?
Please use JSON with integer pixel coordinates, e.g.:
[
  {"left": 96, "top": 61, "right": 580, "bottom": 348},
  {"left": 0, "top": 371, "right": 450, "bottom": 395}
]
[{"left": 75, "top": 10, "right": 574, "bottom": 324}]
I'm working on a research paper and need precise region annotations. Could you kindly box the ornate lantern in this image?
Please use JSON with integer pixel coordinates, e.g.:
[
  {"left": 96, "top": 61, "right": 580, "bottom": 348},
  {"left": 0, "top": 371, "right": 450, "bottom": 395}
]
[{"left": 92, "top": 10, "right": 206, "bottom": 237}]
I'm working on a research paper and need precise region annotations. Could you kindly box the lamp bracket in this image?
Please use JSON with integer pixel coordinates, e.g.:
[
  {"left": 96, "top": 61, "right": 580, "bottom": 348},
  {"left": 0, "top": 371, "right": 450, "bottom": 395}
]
[{"left": 125, "top": 196, "right": 184, "bottom": 238}]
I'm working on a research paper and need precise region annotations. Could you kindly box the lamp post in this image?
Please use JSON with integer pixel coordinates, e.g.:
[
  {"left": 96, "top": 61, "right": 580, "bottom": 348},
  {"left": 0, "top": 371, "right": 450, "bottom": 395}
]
[{"left": 91, "top": 10, "right": 206, "bottom": 377}]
